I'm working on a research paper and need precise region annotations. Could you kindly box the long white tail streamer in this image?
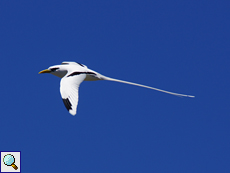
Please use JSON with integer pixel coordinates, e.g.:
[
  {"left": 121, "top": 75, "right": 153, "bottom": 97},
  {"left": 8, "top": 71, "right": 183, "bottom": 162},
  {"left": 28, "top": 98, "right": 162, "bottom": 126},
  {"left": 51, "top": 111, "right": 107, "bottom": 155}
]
[{"left": 101, "top": 76, "right": 195, "bottom": 98}]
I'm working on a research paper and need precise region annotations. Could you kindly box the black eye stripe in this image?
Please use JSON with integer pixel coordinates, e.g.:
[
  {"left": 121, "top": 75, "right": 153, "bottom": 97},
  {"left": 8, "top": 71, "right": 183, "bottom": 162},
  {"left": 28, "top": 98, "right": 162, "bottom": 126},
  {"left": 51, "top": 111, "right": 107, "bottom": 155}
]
[{"left": 50, "top": 68, "right": 59, "bottom": 72}]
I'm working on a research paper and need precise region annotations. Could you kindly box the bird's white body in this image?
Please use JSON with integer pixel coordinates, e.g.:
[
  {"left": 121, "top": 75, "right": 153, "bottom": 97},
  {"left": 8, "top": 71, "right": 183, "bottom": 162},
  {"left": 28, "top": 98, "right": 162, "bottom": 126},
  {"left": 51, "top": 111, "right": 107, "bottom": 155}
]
[{"left": 39, "top": 61, "right": 194, "bottom": 115}]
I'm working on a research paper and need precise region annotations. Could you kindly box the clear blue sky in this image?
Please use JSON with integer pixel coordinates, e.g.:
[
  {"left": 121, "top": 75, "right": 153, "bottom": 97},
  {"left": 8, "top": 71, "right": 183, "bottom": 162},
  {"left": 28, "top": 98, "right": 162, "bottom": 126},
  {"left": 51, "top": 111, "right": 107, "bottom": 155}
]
[{"left": 0, "top": 1, "right": 229, "bottom": 172}]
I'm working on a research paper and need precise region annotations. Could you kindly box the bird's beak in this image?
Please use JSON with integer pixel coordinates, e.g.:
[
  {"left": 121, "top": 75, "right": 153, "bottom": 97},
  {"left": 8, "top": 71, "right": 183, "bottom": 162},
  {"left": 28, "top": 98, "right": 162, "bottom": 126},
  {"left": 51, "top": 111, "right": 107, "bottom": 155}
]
[{"left": 38, "top": 69, "right": 51, "bottom": 74}]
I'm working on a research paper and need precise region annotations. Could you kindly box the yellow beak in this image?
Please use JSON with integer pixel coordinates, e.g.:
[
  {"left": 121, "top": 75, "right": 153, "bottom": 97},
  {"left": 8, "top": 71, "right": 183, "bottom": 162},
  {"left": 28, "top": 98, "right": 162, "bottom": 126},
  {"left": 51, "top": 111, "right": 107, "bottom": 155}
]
[{"left": 38, "top": 69, "right": 51, "bottom": 74}]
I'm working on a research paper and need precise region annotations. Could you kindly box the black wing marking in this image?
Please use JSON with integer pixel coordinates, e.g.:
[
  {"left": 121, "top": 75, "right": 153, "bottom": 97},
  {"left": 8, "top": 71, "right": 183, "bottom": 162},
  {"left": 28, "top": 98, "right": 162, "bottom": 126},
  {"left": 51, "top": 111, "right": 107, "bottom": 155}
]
[
  {"left": 67, "top": 72, "right": 96, "bottom": 77},
  {"left": 61, "top": 62, "right": 84, "bottom": 67},
  {"left": 76, "top": 62, "right": 84, "bottom": 67},
  {"left": 62, "top": 98, "right": 72, "bottom": 111}
]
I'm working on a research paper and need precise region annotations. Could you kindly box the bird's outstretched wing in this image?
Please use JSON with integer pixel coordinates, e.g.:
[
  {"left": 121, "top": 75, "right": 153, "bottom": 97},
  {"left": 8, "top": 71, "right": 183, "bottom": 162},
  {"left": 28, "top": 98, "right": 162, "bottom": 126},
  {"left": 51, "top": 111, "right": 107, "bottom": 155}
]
[{"left": 60, "top": 73, "right": 86, "bottom": 115}]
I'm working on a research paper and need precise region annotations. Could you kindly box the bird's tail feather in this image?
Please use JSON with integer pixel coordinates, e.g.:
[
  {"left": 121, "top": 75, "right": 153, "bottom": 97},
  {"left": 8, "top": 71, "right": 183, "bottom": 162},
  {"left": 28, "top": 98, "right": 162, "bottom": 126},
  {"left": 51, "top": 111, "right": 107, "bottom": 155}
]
[{"left": 100, "top": 76, "right": 195, "bottom": 98}]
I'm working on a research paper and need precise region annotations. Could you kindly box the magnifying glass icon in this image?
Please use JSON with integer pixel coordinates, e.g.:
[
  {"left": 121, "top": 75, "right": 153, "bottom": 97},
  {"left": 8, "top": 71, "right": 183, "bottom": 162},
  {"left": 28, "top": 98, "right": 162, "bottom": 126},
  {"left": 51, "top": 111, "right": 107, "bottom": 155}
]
[{"left": 3, "top": 154, "right": 18, "bottom": 170}]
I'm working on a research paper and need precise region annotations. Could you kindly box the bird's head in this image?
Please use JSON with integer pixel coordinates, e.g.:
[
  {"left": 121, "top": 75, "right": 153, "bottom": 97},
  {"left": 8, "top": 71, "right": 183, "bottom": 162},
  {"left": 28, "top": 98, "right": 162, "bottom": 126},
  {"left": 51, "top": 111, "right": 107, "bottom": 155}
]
[{"left": 39, "top": 65, "right": 68, "bottom": 78}]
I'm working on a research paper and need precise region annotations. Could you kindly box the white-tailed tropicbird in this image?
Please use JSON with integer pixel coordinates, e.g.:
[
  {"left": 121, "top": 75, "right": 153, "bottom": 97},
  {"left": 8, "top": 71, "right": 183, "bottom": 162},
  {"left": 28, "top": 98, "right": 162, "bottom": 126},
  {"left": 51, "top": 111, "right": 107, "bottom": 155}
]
[{"left": 39, "top": 61, "right": 194, "bottom": 115}]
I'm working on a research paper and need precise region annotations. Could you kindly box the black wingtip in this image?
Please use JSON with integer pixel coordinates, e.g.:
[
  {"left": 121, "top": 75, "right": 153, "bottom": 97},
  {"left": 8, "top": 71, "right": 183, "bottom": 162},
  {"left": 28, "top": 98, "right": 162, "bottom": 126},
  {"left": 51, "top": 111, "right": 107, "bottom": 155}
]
[{"left": 62, "top": 98, "right": 72, "bottom": 111}]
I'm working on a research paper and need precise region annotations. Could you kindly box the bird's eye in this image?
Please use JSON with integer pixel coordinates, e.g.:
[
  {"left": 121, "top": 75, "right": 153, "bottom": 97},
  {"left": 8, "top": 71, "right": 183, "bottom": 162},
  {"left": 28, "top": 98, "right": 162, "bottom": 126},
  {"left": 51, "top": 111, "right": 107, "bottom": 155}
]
[{"left": 50, "top": 68, "right": 59, "bottom": 72}]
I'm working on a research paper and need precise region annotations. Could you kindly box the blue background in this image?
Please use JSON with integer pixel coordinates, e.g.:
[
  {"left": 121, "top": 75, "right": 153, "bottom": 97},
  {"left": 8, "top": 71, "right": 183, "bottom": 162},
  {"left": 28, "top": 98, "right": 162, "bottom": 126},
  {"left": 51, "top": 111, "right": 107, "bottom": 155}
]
[{"left": 0, "top": 1, "right": 229, "bottom": 172}]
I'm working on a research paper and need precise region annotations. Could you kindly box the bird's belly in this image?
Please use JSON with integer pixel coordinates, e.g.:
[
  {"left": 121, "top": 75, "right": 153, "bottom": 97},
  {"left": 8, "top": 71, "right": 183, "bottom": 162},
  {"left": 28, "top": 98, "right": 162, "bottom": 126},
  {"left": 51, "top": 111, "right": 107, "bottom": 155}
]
[{"left": 84, "top": 75, "right": 101, "bottom": 81}]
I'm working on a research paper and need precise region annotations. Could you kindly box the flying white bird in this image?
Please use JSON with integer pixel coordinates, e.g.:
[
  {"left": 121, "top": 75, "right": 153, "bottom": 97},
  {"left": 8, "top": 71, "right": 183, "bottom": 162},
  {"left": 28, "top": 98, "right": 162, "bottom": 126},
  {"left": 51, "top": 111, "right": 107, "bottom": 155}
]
[{"left": 39, "top": 61, "right": 194, "bottom": 115}]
